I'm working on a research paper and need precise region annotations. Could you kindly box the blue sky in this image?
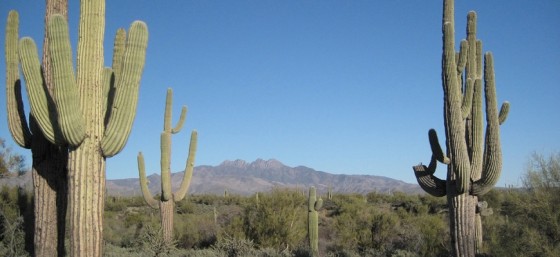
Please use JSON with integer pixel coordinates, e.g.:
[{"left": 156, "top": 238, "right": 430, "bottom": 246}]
[{"left": 1, "top": 1, "right": 559, "bottom": 186}]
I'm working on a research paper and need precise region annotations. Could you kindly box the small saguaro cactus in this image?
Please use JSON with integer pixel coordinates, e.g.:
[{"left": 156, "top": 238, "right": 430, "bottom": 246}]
[
  {"left": 138, "top": 88, "right": 198, "bottom": 244},
  {"left": 308, "top": 186, "right": 323, "bottom": 257},
  {"left": 14, "top": 0, "right": 148, "bottom": 255},
  {"left": 412, "top": 1, "right": 509, "bottom": 256}
]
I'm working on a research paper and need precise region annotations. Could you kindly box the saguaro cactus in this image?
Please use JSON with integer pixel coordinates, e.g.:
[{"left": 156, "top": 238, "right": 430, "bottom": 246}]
[
  {"left": 412, "top": 1, "right": 509, "bottom": 256},
  {"left": 308, "top": 186, "right": 323, "bottom": 257},
  {"left": 138, "top": 88, "right": 198, "bottom": 244},
  {"left": 5, "top": 5, "right": 69, "bottom": 256},
  {"left": 16, "top": 0, "right": 148, "bottom": 255}
]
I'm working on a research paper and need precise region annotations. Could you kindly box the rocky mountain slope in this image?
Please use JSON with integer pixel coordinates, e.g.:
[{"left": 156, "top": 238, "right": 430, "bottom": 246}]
[{"left": 106, "top": 158, "right": 421, "bottom": 196}]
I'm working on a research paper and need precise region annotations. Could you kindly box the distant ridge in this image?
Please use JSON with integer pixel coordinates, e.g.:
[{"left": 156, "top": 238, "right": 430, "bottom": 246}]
[{"left": 105, "top": 158, "right": 422, "bottom": 196}]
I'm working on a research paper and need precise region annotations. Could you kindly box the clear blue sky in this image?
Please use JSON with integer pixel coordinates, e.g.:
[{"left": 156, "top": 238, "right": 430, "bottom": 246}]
[{"left": 1, "top": 1, "right": 559, "bottom": 186}]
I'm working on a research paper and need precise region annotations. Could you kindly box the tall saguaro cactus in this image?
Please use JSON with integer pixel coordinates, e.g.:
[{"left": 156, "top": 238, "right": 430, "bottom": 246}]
[
  {"left": 412, "top": 1, "right": 509, "bottom": 256},
  {"left": 138, "top": 88, "right": 198, "bottom": 244},
  {"left": 15, "top": 0, "right": 148, "bottom": 255},
  {"left": 308, "top": 186, "right": 323, "bottom": 257},
  {"left": 5, "top": 3, "right": 69, "bottom": 255}
]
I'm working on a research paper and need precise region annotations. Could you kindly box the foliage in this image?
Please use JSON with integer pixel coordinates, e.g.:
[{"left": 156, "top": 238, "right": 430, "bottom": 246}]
[
  {"left": 3, "top": 173, "right": 560, "bottom": 256},
  {"left": 0, "top": 186, "right": 31, "bottom": 257},
  {"left": 242, "top": 189, "right": 307, "bottom": 250},
  {"left": 481, "top": 153, "right": 560, "bottom": 257},
  {"left": 0, "top": 138, "right": 27, "bottom": 177}
]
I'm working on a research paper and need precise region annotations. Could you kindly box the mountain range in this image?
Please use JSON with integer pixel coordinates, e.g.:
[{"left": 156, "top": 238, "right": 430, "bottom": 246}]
[{"left": 1, "top": 158, "right": 422, "bottom": 196}]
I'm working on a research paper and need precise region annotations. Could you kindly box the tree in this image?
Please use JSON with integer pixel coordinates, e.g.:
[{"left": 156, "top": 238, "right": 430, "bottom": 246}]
[
  {"left": 521, "top": 152, "right": 560, "bottom": 247},
  {"left": 523, "top": 152, "right": 560, "bottom": 191},
  {"left": 0, "top": 138, "right": 27, "bottom": 177}
]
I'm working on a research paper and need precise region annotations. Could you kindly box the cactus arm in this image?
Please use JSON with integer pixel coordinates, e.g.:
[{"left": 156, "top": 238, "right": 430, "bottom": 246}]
[
  {"left": 162, "top": 88, "right": 187, "bottom": 134},
  {"left": 102, "top": 67, "right": 113, "bottom": 122},
  {"left": 456, "top": 40, "right": 468, "bottom": 74},
  {"left": 443, "top": 22, "right": 471, "bottom": 194},
  {"left": 413, "top": 155, "right": 447, "bottom": 197},
  {"left": 111, "top": 28, "right": 126, "bottom": 79},
  {"left": 415, "top": 129, "right": 448, "bottom": 196},
  {"left": 498, "top": 102, "right": 509, "bottom": 125},
  {"left": 18, "top": 37, "right": 62, "bottom": 145},
  {"left": 472, "top": 52, "right": 506, "bottom": 195},
  {"left": 314, "top": 198, "right": 323, "bottom": 211},
  {"left": 461, "top": 78, "right": 474, "bottom": 119},
  {"left": 429, "top": 129, "right": 450, "bottom": 164},
  {"left": 102, "top": 29, "right": 125, "bottom": 124},
  {"left": 6, "top": 11, "right": 32, "bottom": 148},
  {"left": 101, "top": 21, "right": 148, "bottom": 157},
  {"left": 172, "top": 106, "right": 187, "bottom": 134},
  {"left": 137, "top": 152, "right": 159, "bottom": 209},
  {"left": 160, "top": 131, "right": 172, "bottom": 201},
  {"left": 469, "top": 79, "right": 484, "bottom": 179},
  {"left": 174, "top": 130, "right": 198, "bottom": 202},
  {"left": 47, "top": 15, "right": 86, "bottom": 146}
]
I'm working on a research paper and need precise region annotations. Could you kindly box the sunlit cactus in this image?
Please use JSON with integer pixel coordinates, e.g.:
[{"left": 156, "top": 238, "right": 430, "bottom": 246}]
[
  {"left": 15, "top": 0, "right": 148, "bottom": 255},
  {"left": 138, "top": 88, "right": 197, "bottom": 244},
  {"left": 412, "top": 1, "right": 509, "bottom": 256},
  {"left": 5, "top": 7, "right": 69, "bottom": 256}
]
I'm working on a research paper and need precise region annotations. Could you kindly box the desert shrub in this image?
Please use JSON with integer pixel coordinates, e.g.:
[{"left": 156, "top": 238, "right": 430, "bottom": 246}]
[
  {"left": 136, "top": 224, "right": 177, "bottom": 256},
  {"left": 480, "top": 153, "right": 560, "bottom": 256},
  {"left": 104, "top": 204, "right": 159, "bottom": 248},
  {"left": 407, "top": 214, "right": 449, "bottom": 256},
  {"left": 212, "top": 235, "right": 255, "bottom": 257},
  {"left": 0, "top": 186, "right": 29, "bottom": 257},
  {"left": 242, "top": 189, "right": 306, "bottom": 250},
  {"left": 175, "top": 211, "right": 218, "bottom": 249}
]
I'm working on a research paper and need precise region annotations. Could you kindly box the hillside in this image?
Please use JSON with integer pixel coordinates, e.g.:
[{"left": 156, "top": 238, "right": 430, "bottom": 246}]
[{"left": 106, "top": 158, "right": 421, "bottom": 196}]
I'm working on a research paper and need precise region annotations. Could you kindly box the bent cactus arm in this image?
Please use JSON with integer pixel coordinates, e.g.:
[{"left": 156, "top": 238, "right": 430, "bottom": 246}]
[
  {"left": 138, "top": 152, "right": 159, "bottom": 209},
  {"left": 174, "top": 130, "right": 198, "bottom": 202},
  {"left": 5, "top": 11, "right": 32, "bottom": 148}
]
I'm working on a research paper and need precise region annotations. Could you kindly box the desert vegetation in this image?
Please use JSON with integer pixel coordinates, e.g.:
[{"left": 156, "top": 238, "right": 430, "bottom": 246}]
[{"left": 1, "top": 152, "right": 560, "bottom": 257}]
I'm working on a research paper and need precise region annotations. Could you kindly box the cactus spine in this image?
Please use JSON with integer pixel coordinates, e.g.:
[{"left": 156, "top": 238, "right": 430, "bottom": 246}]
[
  {"left": 5, "top": 5, "right": 69, "bottom": 255},
  {"left": 138, "top": 88, "right": 198, "bottom": 244},
  {"left": 16, "top": 0, "right": 148, "bottom": 255},
  {"left": 308, "top": 186, "right": 323, "bottom": 257},
  {"left": 412, "top": 1, "right": 509, "bottom": 256}
]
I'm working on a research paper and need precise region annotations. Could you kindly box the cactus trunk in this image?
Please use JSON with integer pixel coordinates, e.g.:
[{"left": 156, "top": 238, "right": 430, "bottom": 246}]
[
  {"left": 160, "top": 200, "right": 175, "bottom": 243},
  {"left": 68, "top": 143, "right": 106, "bottom": 257},
  {"left": 65, "top": 1, "right": 106, "bottom": 255},
  {"left": 31, "top": 135, "right": 68, "bottom": 257},
  {"left": 448, "top": 186, "right": 477, "bottom": 257}
]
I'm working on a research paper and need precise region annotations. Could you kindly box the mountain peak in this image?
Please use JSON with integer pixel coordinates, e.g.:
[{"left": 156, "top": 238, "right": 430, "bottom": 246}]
[
  {"left": 219, "top": 159, "right": 286, "bottom": 170},
  {"left": 250, "top": 158, "right": 285, "bottom": 169},
  {"left": 219, "top": 159, "right": 248, "bottom": 168}
]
